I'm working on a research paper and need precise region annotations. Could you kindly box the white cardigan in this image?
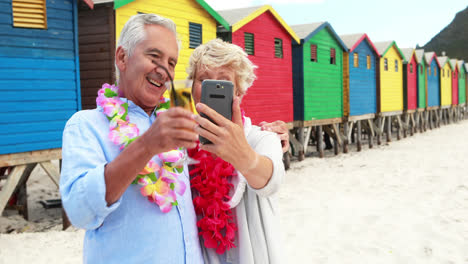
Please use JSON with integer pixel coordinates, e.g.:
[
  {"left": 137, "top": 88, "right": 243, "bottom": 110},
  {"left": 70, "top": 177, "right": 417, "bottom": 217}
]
[{"left": 200, "top": 117, "right": 286, "bottom": 264}]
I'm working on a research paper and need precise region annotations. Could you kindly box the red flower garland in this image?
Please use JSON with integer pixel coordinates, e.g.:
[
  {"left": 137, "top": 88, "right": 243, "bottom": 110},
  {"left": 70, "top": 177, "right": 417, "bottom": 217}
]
[{"left": 188, "top": 146, "right": 237, "bottom": 255}]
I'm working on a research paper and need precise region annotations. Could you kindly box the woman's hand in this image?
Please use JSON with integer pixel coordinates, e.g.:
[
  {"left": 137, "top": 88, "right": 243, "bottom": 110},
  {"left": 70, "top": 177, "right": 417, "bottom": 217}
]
[{"left": 194, "top": 97, "right": 257, "bottom": 173}]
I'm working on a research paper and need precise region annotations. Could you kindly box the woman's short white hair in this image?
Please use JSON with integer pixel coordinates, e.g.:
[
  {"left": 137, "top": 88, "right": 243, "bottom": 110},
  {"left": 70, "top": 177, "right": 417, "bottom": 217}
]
[
  {"left": 187, "top": 39, "right": 257, "bottom": 95},
  {"left": 115, "top": 13, "right": 179, "bottom": 80}
]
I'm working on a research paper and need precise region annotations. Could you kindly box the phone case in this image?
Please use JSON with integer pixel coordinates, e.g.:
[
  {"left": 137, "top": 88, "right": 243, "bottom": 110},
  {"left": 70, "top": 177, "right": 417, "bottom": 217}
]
[{"left": 199, "top": 79, "right": 234, "bottom": 144}]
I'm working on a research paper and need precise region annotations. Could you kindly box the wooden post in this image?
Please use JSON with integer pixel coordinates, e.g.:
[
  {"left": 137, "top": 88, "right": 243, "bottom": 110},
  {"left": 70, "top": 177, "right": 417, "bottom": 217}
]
[
  {"left": 0, "top": 163, "right": 36, "bottom": 218},
  {"left": 402, "top": 114, "right": 407, "bottom": 138},
  {"left": 376, "top": 117, "right": 382, "bottom": 145},
  {"left": 297, "top": 127, "right": 305, "bottom": 160},
  {"left": 396, "top": 115, "right": 402, "bottom": 140},
  {"left": 356, "top": 120, "right": 362, "bottom": 152},
  {"left": 343, "top": 122, "right": 349, "bottom": 154},
  {"left": 386, "top": 116, "right": 392, "bottom": 143},
  {"left": 367, "top": 119, "right": 374, "bottom": 149},
  {"left": 317, "top": 126, "right": 324, "bottom": 158}
]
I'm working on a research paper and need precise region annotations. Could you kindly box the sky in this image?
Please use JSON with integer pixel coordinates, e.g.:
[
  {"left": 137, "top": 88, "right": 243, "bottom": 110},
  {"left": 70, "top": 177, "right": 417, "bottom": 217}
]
[{"left": 205, "top": 0, "right": 468, "bottom": 49}]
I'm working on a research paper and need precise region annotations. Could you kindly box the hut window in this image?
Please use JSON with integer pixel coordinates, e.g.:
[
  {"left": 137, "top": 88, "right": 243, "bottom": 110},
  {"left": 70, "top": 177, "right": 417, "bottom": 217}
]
[
  {"left": 189, "top": 22, "right": 202, "bottom": 49},
  {"left": 433, "top": 67, "right": 436, "bottom": 76},
  {"left": 367, "top": 55, "right": 371, "bottom": 69},
  {"left": 395, "top": 59, "right": 398, "bottom": 72},
  {"left": 428, "top": 67, "right": 431, "bottom": 76},
  {"left": 244, "top": 32, "right": 254, "bottom": 55},
  {"left": 420, "top": 65, "right": 423, "bottom": 74},
  {"left": 410, "top": 64, "right": 413, "bottom": 73},
  {"left": 310, "top": 44, "right": 317, "bottom": 62},
  {"left": 353, "top": 53, "right": 359, "bottom": 67},
  {"left": 330, "top": 48, "right": 336, "bottom": 65},
  {"left": 274, "top": 38, "right": 283, "bottom": 58},
  {"left": 384, "top": 58, "right": 388, "bottom": 71},
  {"left": 12, "top": 0, "right": 47, "bottom": 29}
]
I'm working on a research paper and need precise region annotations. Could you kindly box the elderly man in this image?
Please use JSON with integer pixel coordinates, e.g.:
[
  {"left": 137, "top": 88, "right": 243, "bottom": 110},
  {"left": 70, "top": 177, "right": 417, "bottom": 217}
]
[
  {"left": 61, "top": 13, "right": 289, "bottom": 263},
  {"left": 61, "top": 14, "right": 201, "bottom": 263}
]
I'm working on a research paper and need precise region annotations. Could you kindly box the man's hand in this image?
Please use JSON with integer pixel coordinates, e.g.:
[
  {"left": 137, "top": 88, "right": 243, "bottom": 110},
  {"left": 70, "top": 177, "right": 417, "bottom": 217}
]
[
  {"left": 259, "top": 120, "right": 289, "bottom": 153},
  {"left": 141, "top": 107, "right": 198, "bottom": 155}
]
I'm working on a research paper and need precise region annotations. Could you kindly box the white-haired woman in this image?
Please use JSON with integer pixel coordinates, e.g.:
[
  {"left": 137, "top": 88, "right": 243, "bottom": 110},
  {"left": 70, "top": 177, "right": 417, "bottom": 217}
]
[{"left": 188, "top": 39, "right": 285, "bottom": 264}]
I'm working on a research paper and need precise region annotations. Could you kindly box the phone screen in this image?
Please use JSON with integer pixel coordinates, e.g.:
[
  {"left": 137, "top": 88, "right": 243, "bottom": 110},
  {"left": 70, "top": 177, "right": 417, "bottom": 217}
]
[{"left": 199, "top": 80, "right": 234, "bottom": 144}]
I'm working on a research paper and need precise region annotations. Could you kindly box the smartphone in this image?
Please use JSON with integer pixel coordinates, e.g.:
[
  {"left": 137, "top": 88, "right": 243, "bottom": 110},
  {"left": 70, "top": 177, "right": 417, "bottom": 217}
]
[{"left": 199, "top": 79, "right": 234, "bottom": 144}]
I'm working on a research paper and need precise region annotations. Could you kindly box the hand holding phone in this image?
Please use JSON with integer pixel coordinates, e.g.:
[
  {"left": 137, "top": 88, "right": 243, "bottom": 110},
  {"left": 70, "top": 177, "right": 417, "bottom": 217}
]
[{"left": 199, "top": 80, "right": 234, "bottom": 144}]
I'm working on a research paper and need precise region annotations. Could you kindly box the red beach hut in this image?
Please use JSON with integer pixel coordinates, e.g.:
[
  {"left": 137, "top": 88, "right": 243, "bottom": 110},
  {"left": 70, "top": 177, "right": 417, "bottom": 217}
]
[
  {"left": 401, "top": 48, "right": 418, "bottom": 110},
  {"left": 217, "top": 5, "right": 300, "bottom": 124}
]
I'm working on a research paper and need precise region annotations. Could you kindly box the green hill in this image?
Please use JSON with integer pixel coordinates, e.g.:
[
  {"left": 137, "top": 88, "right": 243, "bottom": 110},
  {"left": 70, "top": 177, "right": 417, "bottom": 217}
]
[{"left": 423, "top": 5, "right": 468, "bottom": 62}]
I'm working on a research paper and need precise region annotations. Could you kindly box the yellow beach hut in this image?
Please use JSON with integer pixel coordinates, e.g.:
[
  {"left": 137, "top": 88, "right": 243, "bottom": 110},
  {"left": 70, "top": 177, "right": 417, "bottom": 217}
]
[
  {"left": 438, "top": 55, "right": 452, "bottom": 107},
  {"left": 374, "top": 41, "right": 406, "bottom": 113},
  {"left": 373, "top": 41, "right": 406, "bottom": 143},
  {"left": 114, "top": 0, "right": 229, "bottom": 80},
  {"left": 78, "top": 0, "right": 229, "bottom": 109}
]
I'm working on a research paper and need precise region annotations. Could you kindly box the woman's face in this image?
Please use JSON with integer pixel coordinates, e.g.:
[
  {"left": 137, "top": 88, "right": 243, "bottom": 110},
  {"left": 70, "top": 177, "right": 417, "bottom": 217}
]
[{"left": 192, "top": 65, "right": 240, "bottom": 105}]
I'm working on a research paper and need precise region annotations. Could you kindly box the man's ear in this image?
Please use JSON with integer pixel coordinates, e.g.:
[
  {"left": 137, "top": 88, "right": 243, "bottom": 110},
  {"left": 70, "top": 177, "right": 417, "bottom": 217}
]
[{"left": 115, "top": 46, "right": 127, "bottom": 73}]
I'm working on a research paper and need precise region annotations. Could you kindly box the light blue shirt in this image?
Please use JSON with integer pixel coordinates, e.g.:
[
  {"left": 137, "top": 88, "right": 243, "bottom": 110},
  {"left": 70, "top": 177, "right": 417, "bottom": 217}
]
[{"left": 60, "top": 100, "right": 203, "bottom": 264}]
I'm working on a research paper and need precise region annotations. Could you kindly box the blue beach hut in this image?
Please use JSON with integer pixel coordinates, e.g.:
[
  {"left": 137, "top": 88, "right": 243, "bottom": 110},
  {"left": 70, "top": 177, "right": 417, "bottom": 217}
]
[
  {"left": 0, "top": 0, "right": 92, "bottom": 154},
  {"left": 424, "top": 52, "right": 441, "bottom": 108},
  {"left": 340, "top": 33, "right": 379, "bottom": 118}
]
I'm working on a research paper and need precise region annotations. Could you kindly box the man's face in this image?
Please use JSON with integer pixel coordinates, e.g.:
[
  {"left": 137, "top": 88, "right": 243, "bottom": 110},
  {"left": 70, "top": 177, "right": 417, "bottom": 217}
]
[{"left": 118, "top": 24, "right": 178, "bottom": 112}]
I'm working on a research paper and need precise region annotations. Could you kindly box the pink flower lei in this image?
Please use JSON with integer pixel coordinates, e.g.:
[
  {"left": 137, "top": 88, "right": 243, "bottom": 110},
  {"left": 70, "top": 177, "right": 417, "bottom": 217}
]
[{"left": 96, "top": 83, "right": 186, "bottom": 213}]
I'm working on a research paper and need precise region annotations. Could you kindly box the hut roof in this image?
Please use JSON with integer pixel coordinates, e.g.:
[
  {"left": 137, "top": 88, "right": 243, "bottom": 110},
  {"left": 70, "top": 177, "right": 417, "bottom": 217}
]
[
  {"left": 112, "top": 0, "right": 230, "bottom": 30},
  {"left": 438, "top": 56, "right": 452, "bottom": 69},
  {"left": 373, "top": 41, "right": 405, "bottom": 60},
  {"left": 415, "top": 49, "right": 425, "bottom": 64},
  {"left": 400, "top": 48, "right": 415, "bottom": 63},
  {"left": 339, "top": 33, "right": 379, "bottom": 55},
  {"left": 450, "top": 59, "right": 458, "bottom": 70},
  {"left": 217, "top": 5, "right": 299, "bottom": 43},
  {"left": 290, "top": 22, "right": 347, "bottom": 50}
]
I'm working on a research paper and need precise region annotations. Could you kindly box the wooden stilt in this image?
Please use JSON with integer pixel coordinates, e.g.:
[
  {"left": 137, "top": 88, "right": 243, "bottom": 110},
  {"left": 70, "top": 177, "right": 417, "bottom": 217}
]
[
  {"left": 396, "top": 115, "right": 402, "bottom": 140},
  {"left": 317, "top": 126, "right": 324, "bottom": 158},
  {"left": 386, "top": 116, "right": 392, "bottom": 143},
  {"left": 343, "top": 122, "right": 349, "bottom": 154},
  {"left": 367, "top": 119, "right": 374, "bottom": 148},
  {"left": 356, "top": 120, "right": 362, "bottom": 152}
]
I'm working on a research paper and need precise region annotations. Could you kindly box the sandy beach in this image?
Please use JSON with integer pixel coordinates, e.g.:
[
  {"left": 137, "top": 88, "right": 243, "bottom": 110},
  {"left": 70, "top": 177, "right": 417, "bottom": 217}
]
[{"left": 1, "top": 120, "right": 467, "bottom": 263}]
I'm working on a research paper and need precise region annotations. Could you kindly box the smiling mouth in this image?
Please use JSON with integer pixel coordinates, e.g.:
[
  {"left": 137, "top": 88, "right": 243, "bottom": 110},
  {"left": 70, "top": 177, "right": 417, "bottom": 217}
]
[{"left": 147, "top": 77, "right": 162, "bottom": 88}]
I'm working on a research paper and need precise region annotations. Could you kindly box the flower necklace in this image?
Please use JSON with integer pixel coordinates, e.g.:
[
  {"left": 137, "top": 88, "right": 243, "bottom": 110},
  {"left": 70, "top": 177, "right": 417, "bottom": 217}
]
[
  {"left": 96, "top": 83, "right": 186, "bottom": 213},
  {"left": 188, "top": 111, "right": 246, "bottom": 255}
]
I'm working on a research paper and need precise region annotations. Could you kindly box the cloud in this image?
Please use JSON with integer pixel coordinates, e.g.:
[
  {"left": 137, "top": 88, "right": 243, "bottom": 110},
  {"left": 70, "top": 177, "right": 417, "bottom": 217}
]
[{"left": 205, "top": 0, "right": 324, "bottom": 10}]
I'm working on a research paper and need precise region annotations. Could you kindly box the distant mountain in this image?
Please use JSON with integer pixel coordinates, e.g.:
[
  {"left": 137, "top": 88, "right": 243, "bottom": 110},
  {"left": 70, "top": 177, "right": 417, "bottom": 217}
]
[{"left": 423, "top": 5, "right": 468, "bottom": 62}]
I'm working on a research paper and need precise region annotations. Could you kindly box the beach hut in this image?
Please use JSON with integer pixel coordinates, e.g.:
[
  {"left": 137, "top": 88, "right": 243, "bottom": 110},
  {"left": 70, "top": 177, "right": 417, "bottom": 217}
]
[
  {"left": 424, "top": 52, "right": 441, "bottom": 128},
  {"left": 216, "top": 5, "right": 299, "bottom": 125},
  {"left": 401, "top": 48, "right": 417, "bottom": 111},
  {"left": 0, "top": 0, "right": 93, "bottom": 219},
  {"left": 290, "top": 22, "right": 347, "bottom": 157},
  {"left": 78, "top": 0, "right": 229, "bottom": 109},
  {"left": 374, "top": 41, "right": 405, "bottom": 142},
  {"left": 458, "top": 61, "right": 466, "bottom": 107},
  {"left": 339, "top": 33, "right": 379, "bottom": 151},
  {"left": 401, "top": 48, "right": 418, "bottom": 136},
  {"left": 415, "top": 49, "right": 426, "bottom": 109},
  {"left": 438, "top": 55, "right": 452, "bottom": 124},
  {"left": 414, "top": 49, "right": 427, "bottom": 132},
  {"left": 456, "top": 60, "right": 466, "bottom": 120},
  {"left": 450, "top": 59, "right": 459, "bottom": 107}
]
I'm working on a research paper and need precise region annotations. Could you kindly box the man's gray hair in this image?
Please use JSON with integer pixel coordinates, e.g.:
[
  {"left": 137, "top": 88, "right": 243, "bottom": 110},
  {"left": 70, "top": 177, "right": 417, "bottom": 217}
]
[{"left": 115, "top": 13, "right": 179, "bottom": 80}]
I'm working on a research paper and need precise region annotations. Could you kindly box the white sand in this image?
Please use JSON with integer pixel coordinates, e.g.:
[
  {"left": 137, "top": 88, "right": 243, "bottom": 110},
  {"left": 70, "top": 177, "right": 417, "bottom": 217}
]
[{"left": 1, "top": 120, "right": 468, "bottom": 263}]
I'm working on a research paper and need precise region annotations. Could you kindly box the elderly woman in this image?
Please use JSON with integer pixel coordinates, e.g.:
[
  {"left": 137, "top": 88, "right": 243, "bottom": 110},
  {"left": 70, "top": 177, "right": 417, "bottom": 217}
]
[{"left": 187, "top": 39, "right": 285, "bottom": 264}]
